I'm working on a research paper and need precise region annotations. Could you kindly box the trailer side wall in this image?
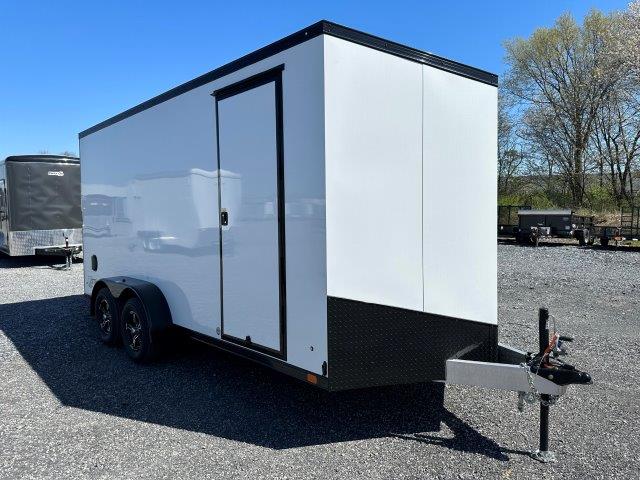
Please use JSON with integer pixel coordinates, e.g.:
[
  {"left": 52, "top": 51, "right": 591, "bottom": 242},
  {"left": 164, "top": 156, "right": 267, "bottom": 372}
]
[{"left": 81, "top": 37, "right": 328, "bottom": 374}]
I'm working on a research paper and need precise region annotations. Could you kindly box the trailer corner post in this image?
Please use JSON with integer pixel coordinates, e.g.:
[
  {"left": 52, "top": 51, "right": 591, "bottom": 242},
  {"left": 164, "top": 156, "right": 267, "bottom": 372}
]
[{"left": 532, "top": 307, "right": 556, "bottom": 463}]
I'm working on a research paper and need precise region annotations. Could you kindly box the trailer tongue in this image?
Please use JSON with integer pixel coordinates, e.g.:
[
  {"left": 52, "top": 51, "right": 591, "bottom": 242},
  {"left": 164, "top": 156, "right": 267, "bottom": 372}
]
[
  {"left": 446, "top": 307, "right": 592, "bottom": 462},
  {"left": 34, "top": 232, "right": 82, "bottom": 269}
]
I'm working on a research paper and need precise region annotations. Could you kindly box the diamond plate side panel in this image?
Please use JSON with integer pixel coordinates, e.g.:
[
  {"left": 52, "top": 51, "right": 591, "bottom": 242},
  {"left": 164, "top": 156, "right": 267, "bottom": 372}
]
[
  {"left": 327, "top": 296, "right": 498, "bottom": 391},
  {"left": 7, "top": 228, "right": 82, "bottom": 256}
]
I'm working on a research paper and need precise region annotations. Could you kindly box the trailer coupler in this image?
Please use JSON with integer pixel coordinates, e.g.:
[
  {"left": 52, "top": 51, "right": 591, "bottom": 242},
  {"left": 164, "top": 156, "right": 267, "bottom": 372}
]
[{"left": 446, "top": 307, "right": 592, "bottom": 463}]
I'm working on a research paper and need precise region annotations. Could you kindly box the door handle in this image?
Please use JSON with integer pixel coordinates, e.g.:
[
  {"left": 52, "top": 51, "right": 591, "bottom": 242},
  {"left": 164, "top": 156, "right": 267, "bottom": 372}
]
[{"left": 220, "top": 209, "right": 228, "bottom": 226}]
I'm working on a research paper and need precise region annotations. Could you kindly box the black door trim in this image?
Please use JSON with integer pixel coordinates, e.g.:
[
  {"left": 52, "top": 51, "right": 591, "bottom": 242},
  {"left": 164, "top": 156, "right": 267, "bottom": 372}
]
[{"left": 213, "top": 65, "right": 287, "bottom": 361}]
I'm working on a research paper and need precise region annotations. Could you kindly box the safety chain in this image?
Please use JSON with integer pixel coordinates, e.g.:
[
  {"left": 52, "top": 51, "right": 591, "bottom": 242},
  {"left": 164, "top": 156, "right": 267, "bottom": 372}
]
[{"left": 518, "top": 362, "right": 559, "bottom": 411}]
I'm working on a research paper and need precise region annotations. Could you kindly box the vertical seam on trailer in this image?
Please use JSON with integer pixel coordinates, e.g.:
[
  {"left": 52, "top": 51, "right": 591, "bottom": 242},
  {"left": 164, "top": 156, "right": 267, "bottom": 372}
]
[{"left": 421, "top": 66, "right": 425, "bottom": 312}]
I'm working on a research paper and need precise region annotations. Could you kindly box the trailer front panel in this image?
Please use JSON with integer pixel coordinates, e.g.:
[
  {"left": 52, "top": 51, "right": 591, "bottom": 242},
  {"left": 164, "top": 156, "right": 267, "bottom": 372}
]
[{"left": 0, "top": 156, "right": 82, "bottom": 256}]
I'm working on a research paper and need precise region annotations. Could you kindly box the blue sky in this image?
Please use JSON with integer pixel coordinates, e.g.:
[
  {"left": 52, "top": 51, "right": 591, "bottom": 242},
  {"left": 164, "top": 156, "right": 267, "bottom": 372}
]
[{"left": 0, "top": 0, "right": 629, "bottom": 159}]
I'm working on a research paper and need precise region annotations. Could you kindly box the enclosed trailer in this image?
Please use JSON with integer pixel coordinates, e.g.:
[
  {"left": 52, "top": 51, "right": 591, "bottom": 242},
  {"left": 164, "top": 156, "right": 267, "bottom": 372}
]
[
  {"left": 80, "top": 21, "right": 499, "bottom": 388},
  {"left": 0, "top": 155, "right": 82, "bottom": 257},
  {"left": 80, "top": 21, "right": 594, "bottom": 461}
]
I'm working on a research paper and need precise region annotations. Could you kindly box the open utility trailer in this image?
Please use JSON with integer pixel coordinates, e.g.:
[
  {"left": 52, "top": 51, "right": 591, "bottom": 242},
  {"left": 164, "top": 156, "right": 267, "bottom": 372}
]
[{"left": 79, "top": 20, "right": 591, "bottom": 461}]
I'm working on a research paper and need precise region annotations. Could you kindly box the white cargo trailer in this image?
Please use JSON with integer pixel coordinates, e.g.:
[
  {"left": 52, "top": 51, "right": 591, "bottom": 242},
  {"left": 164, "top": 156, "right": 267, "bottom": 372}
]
[
  {"left": 0, "top": 155, "right": 82, "bottom": 257},
  {"left": 80, "top": 20, "right": 499, "bottom": 388},
  {"left": 81, "top": 22, "right": 596, "bottom": 460}
]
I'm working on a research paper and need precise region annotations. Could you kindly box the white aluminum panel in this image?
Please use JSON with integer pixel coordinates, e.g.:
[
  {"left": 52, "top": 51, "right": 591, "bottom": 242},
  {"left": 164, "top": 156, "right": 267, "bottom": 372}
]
[
  {"left": 7, "top": 228, "right": 82, "bottom": 256},
  {"left": 218, "top": 82, "right": 281, "bottom": 352},
  {"left": 422, "top": 66, "right": 498, "bottom": 325},
  {"left": 446, "top": 359, "right": 567, "bottom": 396},
  {"left": 81, "top": 36, "right": 327, "bottom": 373},
  {"left": 324, "top": 37, "right": 424, "bottom": 311}
]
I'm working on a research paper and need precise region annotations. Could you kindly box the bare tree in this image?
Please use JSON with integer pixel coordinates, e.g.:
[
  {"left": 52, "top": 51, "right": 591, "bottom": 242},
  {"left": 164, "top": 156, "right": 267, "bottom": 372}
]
[
  {"left": 503, "top": 11, "right": 622, "bottom": 207},
  {"left": 593, "top": 2, "right": 640, "bottom": 206},
  {"left": 593, "top": 88, "right": 640, "bottom": 205},
  {"left": 497, "top": 93, "right": 524, "bottom": 195},
  {"left": 613, "top": 1, "right": 640, "bottom": 79}
]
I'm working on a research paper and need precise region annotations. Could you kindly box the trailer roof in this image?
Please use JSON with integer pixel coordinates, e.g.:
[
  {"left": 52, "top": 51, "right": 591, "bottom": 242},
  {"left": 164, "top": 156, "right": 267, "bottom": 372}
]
[
  {"left": 518, "top": 209, "right": 573, "bottom": 216},
  {"left": 79, "top": 20, "right": 498, "bottom": 139},
  {"left": 3, "top": 155, "right": 79, "bottom": 164}
]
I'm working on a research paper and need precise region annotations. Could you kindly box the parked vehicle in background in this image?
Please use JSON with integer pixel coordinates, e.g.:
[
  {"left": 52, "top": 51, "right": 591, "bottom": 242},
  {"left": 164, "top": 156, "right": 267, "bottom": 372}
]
[
  {"left": 515, "top": 209, "right": 593, "bottom": 246},
  {"left": 0, "top": 155, "right": 82, "bottom": 259},
  {"left": 498, "top": 204, "right": 530, "bottom": 236}
]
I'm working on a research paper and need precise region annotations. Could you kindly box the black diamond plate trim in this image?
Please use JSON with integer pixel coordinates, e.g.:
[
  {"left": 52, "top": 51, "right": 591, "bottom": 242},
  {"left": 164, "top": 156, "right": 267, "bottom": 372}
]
[{"left": 327, "top": 297, "right": 498, "bottom": 391}]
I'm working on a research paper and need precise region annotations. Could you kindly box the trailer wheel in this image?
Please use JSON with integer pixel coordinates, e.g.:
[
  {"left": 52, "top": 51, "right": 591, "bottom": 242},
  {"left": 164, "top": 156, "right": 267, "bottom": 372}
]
[
  {"left": 120, "top": 297, "right": 157, "bottom": 363},
  {"left": 94, "top": 288, "right": 120, "bottom": 345}
]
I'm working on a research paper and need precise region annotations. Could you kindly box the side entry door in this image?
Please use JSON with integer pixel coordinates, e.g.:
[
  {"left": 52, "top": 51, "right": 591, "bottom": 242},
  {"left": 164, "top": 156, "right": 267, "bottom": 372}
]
[{"left": 214, "top": 66, "right": 287, "bottom": 359}]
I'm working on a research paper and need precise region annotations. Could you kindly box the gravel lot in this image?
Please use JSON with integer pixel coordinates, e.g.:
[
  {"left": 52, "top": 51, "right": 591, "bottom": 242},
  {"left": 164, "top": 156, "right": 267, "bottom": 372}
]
[{"left": 1, "top": 245, "right": 639, "bottom": 479}]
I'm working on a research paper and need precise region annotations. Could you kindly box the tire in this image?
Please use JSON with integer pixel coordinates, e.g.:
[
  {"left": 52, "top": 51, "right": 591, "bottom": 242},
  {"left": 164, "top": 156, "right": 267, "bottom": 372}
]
[
  {"left": 120, "top": 297, "right": 157, "bottom": 363},
  {"left": 94, "top": 288, "right": 120, "bottom": 345},
  {"left": 601, "top": 238, "right": 609, "bottom": 247}
]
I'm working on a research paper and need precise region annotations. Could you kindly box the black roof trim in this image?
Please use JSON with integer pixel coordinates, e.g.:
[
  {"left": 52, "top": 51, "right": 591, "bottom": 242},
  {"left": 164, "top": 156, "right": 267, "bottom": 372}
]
[
  {"left": 79, "top": 20, "right": 498, "bottom": 139},
  {"left": 4, "top": 155, "right": 79, "bottom": 164}
]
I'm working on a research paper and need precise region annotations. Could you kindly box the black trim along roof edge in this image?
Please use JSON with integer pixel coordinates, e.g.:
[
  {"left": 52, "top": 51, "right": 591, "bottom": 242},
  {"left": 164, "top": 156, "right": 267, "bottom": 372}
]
[
  {"left": 79, "top": 20, "right": 498, "bottom": 139},
  {"left": 4, "top": 155, "right": 80, "bottom": 163}
]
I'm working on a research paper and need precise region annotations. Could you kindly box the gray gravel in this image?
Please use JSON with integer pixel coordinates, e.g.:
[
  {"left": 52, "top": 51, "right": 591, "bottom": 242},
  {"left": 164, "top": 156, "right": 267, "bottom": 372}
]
[{"left": 1, "top": 246, "right": 639, "bottom": 479}]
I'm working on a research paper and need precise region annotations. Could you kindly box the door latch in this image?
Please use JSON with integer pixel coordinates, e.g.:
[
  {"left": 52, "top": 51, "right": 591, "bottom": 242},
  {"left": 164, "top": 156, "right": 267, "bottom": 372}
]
[{"left": 220, "top": 209, "right": 229, "bottom": 226}]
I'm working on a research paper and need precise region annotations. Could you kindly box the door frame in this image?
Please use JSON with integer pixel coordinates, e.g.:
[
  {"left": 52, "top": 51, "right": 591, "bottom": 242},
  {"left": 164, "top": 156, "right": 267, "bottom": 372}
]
[{"left": 212, "top": 65, "right": 287, "bottom": 360}]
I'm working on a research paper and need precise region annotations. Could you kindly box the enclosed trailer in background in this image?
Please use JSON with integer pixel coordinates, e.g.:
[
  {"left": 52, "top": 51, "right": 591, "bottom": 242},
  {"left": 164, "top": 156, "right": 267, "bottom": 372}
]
[{"left": 0, "top": 155, "right": 82, "bottom": 257}]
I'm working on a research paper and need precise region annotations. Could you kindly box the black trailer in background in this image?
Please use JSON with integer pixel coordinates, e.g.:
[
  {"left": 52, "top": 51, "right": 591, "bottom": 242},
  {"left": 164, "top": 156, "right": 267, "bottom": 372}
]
[
  {"left": 0, "top": 155, "right": 82, "bottom": 260},
  {"left": 512, "top": 209, "right": 594, "bottom": 246},
  {"left": 497, "top": 203, "right": 640, "bottom": 248},
  {"left": 498, "top": 205, "right": 531, "bottom": 236}
]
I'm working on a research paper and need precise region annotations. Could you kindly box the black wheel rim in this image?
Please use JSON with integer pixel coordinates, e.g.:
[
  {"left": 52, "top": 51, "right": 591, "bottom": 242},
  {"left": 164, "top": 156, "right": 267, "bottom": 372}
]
[
  {"left": 98, "top": 298, "right": 112, "bottom": 335},
  {"left": 124, "top": 310, "right": 143, "bottom": 352}
]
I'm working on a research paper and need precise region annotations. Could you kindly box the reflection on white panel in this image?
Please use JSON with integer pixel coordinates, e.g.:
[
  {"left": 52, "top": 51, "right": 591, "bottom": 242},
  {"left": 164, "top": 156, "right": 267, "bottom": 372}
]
[
  {"left": 81, "top": 36, "right": 327, "bottom": 373},
  {"left": 218, "top": 82, "right": 282, "bottom": 351}
]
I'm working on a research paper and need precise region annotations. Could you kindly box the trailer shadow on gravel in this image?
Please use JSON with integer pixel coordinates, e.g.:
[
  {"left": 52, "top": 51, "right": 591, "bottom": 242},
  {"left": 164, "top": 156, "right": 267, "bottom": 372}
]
[{"left": 0, "top": 294, "right": 512, "bottom": 459}]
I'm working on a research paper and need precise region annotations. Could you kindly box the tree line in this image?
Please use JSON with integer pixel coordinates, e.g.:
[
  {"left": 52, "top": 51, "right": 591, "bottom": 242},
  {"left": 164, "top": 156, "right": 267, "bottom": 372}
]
[{"left": 499, "top": 1, "right": 640, "bottom": 212}]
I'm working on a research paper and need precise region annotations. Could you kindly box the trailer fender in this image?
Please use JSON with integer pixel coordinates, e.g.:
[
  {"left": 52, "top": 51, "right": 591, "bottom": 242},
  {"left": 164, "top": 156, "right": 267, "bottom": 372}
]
[{"left": 90, "top": 277, "right": 173, "bottom": 334}]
